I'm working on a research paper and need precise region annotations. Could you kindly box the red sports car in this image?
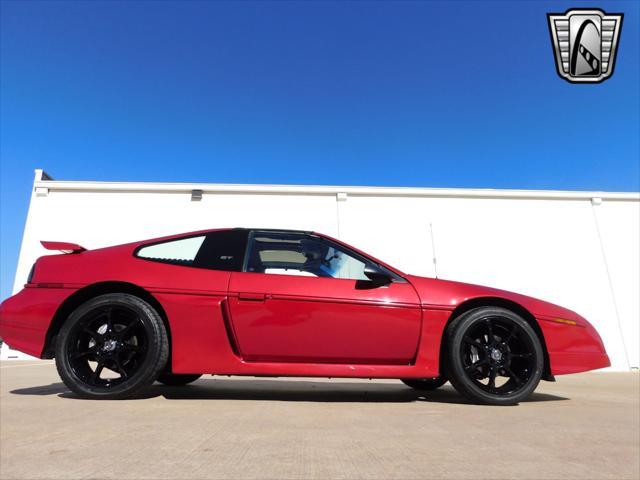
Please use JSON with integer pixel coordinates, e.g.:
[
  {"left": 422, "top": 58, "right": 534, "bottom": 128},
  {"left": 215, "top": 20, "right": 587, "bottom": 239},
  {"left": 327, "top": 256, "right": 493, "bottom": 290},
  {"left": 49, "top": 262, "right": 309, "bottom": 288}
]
[{"left": 0, "top": 228, "right": 609, "bottom": 404}]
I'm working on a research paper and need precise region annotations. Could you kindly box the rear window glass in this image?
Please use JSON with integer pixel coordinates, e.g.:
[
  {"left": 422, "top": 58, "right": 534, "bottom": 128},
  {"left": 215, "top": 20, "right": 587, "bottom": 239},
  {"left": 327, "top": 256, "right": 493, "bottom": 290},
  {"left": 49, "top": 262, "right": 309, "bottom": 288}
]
[
  {"left": 137, "top": 236, "right": 205, "bottom": 266},
  {"left": 136, "top": 230, "right": 248, "bottom": 271}
]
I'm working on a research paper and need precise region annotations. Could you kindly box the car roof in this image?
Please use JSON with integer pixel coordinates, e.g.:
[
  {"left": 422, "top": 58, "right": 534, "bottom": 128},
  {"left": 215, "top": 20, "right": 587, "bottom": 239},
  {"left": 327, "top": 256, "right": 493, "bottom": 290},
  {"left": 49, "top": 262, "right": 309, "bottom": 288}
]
[{"left": 233, "top": 227, "right": 313, "bottom": 235}]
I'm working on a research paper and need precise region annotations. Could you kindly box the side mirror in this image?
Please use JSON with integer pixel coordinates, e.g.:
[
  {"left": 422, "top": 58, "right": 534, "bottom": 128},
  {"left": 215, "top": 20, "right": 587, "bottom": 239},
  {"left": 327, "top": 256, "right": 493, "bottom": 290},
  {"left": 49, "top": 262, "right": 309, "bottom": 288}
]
[{"left": 363, "top": 265, "right": 392, "bottom": 286}]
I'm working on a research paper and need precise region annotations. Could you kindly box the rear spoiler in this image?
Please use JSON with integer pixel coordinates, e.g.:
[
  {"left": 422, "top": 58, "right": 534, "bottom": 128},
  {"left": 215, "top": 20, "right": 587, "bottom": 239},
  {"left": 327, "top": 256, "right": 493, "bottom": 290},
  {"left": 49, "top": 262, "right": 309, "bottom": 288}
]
[{"left": 41, "top": 241, "right": 86, "bottom": 254}]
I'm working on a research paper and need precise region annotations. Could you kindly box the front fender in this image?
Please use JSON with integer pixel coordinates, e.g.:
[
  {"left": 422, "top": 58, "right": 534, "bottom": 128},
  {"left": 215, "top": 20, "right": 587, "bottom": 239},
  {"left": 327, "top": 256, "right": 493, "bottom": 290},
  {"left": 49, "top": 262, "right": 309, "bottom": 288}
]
[
  {"left": 537, "top": 314, "right": 610, "bottom": 374},
  {"left": 406, "top": 275, "right": 610, "bottom": 375}
]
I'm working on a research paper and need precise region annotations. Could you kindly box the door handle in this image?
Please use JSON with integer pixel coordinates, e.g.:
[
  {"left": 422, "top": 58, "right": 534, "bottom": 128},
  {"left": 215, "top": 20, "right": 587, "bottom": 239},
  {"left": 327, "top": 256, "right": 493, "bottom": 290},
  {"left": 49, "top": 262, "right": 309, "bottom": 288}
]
[{"left": 238, "top": 293, "right": 266, "bottom": 302}]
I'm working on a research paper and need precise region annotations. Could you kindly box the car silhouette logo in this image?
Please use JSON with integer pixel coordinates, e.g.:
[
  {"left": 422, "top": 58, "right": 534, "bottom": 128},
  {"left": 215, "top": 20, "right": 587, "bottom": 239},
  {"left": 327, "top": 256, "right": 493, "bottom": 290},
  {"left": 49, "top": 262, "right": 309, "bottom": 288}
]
[{"left": 547, "top": 9, "right": 623, "bottom": 83}]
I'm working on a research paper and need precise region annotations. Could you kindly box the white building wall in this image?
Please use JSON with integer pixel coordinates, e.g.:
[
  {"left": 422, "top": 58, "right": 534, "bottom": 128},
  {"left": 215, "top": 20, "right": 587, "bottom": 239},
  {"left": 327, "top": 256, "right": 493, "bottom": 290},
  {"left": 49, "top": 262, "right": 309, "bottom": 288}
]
[{"left": 3, "top": 169, "right": 639, "bottom": 371}]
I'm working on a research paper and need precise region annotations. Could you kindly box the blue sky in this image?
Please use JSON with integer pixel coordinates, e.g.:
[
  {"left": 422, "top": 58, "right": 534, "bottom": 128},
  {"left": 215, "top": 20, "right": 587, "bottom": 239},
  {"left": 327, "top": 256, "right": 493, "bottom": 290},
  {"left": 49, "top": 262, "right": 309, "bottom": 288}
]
[{"left": 1, "top": 0, "right": 638, "bottom": 300}]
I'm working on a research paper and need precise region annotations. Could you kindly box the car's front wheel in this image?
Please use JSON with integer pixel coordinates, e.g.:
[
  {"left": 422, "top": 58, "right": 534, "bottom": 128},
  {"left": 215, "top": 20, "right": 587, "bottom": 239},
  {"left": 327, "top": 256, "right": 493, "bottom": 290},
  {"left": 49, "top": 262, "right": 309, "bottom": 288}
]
[
  {"left": 444, "top": 307, "right": 544, "bottom": 405},
  {"left": 55, "top": 293, "right": 169, "bottom": 399}
]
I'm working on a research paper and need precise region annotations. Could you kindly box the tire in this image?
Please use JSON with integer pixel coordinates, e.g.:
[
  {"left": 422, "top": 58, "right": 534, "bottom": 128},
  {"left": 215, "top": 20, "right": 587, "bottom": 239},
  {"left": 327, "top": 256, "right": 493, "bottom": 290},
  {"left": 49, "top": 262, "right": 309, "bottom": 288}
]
[
  {"left": 444, "top": 307, "right": 544, "bottom": 406},
  {"left": 157, "top": 373, "right": 202, "bottom": 386},
  {"left": 55, "top": 293, "right": 169, "bottom": 399},
  {"left": 401, "top": 376, "right": 447, "bottom": 390}
]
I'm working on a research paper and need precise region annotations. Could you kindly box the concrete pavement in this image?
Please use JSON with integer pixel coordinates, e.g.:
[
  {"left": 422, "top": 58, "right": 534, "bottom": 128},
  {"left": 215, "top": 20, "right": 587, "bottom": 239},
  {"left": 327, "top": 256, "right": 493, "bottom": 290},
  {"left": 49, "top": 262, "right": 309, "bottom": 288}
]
[{"left": 1, "top": 361, "right": 638, "bottom": 480}]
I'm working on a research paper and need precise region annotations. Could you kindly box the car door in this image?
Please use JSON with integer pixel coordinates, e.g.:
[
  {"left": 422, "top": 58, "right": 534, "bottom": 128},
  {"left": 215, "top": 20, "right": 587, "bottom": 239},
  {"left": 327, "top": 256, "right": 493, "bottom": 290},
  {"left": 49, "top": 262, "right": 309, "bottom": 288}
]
[{"left": 227, "top": 231, "right": 422, "bottom": 364}]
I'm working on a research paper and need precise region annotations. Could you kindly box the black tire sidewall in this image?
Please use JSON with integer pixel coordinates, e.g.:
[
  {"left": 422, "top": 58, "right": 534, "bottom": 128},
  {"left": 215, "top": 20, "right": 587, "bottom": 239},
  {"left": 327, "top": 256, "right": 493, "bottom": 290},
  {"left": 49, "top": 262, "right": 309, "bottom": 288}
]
[
  {"left": 445, "top": 307, "right": 544, "bottom": 405},
  {"left": 55, "top": 293, "right": 169, "bottom": 399}
]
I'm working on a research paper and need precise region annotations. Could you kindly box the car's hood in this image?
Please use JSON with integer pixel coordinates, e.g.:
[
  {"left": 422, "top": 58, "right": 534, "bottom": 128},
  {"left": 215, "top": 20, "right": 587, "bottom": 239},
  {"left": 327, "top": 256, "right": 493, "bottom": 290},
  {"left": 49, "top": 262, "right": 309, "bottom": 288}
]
[{"left": 406, "top": 275, "right": 584, "bottom": 324}]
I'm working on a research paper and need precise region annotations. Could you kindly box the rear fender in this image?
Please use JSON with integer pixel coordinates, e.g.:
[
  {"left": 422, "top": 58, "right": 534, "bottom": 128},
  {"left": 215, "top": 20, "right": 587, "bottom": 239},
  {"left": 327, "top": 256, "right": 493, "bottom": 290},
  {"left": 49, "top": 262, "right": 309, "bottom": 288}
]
[{"left": 41, "top": 281, "right": 170, "bottom": 358}]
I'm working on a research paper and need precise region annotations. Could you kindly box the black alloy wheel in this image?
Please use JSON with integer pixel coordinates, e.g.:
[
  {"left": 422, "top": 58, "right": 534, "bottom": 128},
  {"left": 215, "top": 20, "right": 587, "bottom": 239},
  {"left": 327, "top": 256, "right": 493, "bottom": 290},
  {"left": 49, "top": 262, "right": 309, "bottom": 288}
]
[
  {"left": 401, "top": 376, "right": 447, "bottom": 390},
  {"left": 444, "top": 307, "right": 544, "bottom": 405},
  {"left": 55, "top": 293, "right": 169, "bottom": 399}
]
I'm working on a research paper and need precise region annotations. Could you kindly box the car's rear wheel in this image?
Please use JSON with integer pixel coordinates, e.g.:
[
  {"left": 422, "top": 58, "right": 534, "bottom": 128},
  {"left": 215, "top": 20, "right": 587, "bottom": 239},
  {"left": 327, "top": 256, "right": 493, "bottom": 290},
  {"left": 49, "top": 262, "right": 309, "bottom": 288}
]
[
  {"left": 157, "top": 373, "right": 202, "bottom": 386},
  {"left": 401, "top": 376, "right": 447, "bottom": 390},
  {"left": 444, "top": 307, "right": 544, "bottom": 405},
  {"left": 55, "top": 293, "right": 169, "bottom": 399}
]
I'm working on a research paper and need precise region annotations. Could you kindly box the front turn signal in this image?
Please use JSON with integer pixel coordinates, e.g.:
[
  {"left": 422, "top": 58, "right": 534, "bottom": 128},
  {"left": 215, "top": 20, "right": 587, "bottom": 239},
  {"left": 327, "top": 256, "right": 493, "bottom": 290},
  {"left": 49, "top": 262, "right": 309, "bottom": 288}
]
[{"left": 550, "top": 318, "right": 578, "bottom": 326}]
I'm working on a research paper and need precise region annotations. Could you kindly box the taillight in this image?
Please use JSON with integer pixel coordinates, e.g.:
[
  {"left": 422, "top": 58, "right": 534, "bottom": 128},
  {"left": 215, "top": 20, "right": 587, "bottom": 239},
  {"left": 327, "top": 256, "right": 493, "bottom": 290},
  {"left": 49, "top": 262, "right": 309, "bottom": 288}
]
[{"left": 27, "top": 263, "right": 36, "bottom": 284}]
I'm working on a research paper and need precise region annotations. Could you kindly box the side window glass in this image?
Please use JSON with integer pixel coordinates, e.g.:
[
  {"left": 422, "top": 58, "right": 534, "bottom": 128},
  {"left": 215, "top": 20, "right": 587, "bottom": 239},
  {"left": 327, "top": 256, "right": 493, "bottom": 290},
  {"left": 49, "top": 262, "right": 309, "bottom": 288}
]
[
  {"left": 247, "top": 233, "right": 310, "bottom": 276},
  {"left": 247, "top": 232, "right": 373, "bottom": 281},
  {"left": 317, "top": 244, "right": 368, "bottom": 280},
  {"left": 137, "top": 236, "right": 206, "bottom": 266}
]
